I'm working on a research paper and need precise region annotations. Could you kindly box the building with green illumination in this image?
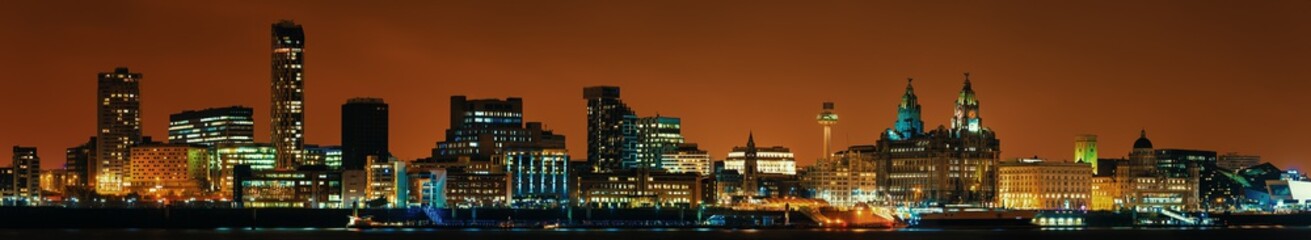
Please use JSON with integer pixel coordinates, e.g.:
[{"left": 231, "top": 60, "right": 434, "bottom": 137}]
[
  {"left": 214, "top": 143, "right": 277, "bottom": 197},
  {"left": 1074, "top": 134, "right": 1098, "bottom": 173},
  {"left": 636, "top": 115, "right": 684, "bottom": 170}
]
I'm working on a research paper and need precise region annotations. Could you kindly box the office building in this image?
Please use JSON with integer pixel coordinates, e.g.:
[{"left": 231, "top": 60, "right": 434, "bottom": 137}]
[
  {"left": 801, "top": 145, "right": 878, "bottom": 208},
  {"left": 661, "top": 143, "right": 712, "bottom": 176},
  {"left": 304, "top": 145, "right": 342, "bottom": 169},
  {"left": 234, "top": 165, "right": 342, "bottom": 208},
  {"left": 1218, "top": 153, "right": 1260, "bottom": 171},
  {"left": 95, "top": 67, "right": 143, "bottom": 195},
  {"left": 128, "top": 143, "right": 211, "bottom": 198},
  {"left": 875, "top": 74, "right": 1000, "bottom": 205},
  {"left": 168, "top": 106, "right": 255, "bottom": 146},
  {"left": 431, "top": 96, "right": 527, "bottom": 162},
  {"left": 635, "top": 115, "right": 683, "bottom": 169},
  {"left": 997, "top": 158, "right": 1092, "bottom": 210},
  {"left": 271, "top": 20, "right": 306, "bottom": 170},
  {"left": 574, "top": 169, "right": 704, "bottom": 208},
  {"left": 214, "top": 143, "right": 277, "bottom": 196},
  {"left": 583, "top": 86, "right": 637, "bottom": 172},
  {"left": 1155, "top": 149, "right": 1216, "bottom": 179},
  {"left": 366, "top": 155, "right": 408, "bottom": 207},
  {"left": 12, "top": 146, "right": 40, "bottom": 200},
  {"left": 342, "top": 98, "right": 389, "bottom": 171},
  {"left": 431, "top": 96, "right": 571, "bottom": 203}
]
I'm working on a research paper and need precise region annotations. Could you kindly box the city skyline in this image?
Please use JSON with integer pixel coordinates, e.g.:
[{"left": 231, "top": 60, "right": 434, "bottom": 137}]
[{"left": 3, "top": 1, "right": 1310, "bottom": 171}]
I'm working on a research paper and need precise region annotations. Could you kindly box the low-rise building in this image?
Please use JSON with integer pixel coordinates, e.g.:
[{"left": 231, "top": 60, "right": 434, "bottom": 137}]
[{"left": 997, "top": 158, "right": 1092, "bottom": 210}]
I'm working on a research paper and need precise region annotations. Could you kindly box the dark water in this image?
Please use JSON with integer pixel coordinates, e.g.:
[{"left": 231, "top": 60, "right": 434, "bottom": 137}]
[{"left": 1, "top": 227, "right": 1306, "bottom": 240}]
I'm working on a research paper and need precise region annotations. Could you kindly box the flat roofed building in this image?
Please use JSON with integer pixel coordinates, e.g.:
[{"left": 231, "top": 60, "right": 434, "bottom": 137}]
[{"left": 997, "top": 158, "right": 1092, "bottom": 210}]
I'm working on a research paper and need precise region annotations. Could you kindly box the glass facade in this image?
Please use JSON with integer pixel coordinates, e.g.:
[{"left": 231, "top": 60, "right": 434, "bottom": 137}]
[{"left": 168, "top": 106, "right": 255, "bottom": 146}]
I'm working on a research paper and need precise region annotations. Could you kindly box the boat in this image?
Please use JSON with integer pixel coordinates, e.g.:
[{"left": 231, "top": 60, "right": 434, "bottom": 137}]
[{"left": 913, "top": 208, "right": 1038, "bottom": 228}]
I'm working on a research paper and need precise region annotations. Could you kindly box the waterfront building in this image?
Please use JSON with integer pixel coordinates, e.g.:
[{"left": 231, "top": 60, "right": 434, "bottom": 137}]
[
  {"left": 1112, "top": 131, "right": 1200, "bottom": 211},
  {"left": 661, "top": 143, "right": 712, "bottom": 176},
  {"left": 635, "top": 115, "right": 683, "bottom": 170},
  {"left": 801, "top": 145, "right": 878, "bottom": 208},
  {"left": 234, "top": 165, "right": 342, "bottom": 208},
  {"left": 875, "top": 74, "right": 1000, "bottom": 205},
  {"left": 583, "top": 86, "right": 638, "bottom": 172},
  {"left": 271, "top": 20, "right": 306, "bottom": 170},
  {"left": 997, "top": 158, "right": 1092, "bottom": 210},
  {"left": 431, "top": 96, "right": 528, "bottom": 162},
  {"left": 12, "top": 146, "right": 40, "bottom": 200},
  {"left": 430, "top": 96, "right": 570, "bottom": 203},
  {"left": 1155, "top": 149, "right": 1216, "bottom": 179},
  {"left": 501, "top": 128, "right": 570, "bottom": 205},
  {"left": 573, "top": 168, "right": 704, "bottom": 208},
  {"left": 442, "top": 168, "right": 511, "bottom": 208},
  {"left": 0, "top": 168, "right": 12, "bottom": 201},
  {"left": 38, "top": 169, "right": 68, "bottom": 195},
  {"left": 128, "top": 143, "right": 211, "bottom": 198},
  {"left": 723, "top": 137, "right": 797, "bottom": 176},
  {"left": 65, "top": 137, "right": 95, "bottom": 188},
  {"left": 342, "top": 98, "right": 389, "bottom": 171},
  {"left": 214, "top": 143, "right": 277, "bottom": 196},
  {"left": 1075, "top": 134, "right": 1098, "bottom": 173},
  {"left": 304, "top": 145, "right": 342, "bottom": 169},
  {"left": 366, "top": 155, "right": 408, "bottom": 207},
  {"left": 167, "top": 106, "right": 255, "bottom": 146},
  {"left": 95, "top": 67, "right": 144, "bottom": 195},
  {"left": 1218, "top": 153, "right": 1260, "bottom": 172}
]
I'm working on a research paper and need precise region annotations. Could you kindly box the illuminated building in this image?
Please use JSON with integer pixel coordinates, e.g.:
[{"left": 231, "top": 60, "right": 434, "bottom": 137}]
[
  {"left": 1090, "top": 158, "right": 1122, "bottom": 210},
  {"left": 0, "top": 168, "right": 12, "bottom": 201},
  {"left": 366, "top": 155, "right": 408, "bottom": 207},
  {"left": 723, "top": 135, "right": 796, "bottom": 176},
  {"left": 502, "top": 138, "right": 570, "bottom": 205},
  {"left": 442, "top": 168, "right": 511, "bottom": 208},
  {"left": 234, "top": 165, "right": 342, "bottom": 208},
  {"left": 583, "top": 86, "right": 638, "bottom": 172},
  {"left": 167, "top": 106, "right": 255, "bottom": 146},
  {"left": 997, "top": 158, "right": 1091, "bottom": 210},
  {"left": 95, "top": 67, "right": 143, "bottom": 195},
  {"left": 817, "top": 102, "right": 838, "bottom": 157},
  {"left": 431, "top": 96, "right": 527, "bottom": 161},
  {"left": 1074, "top": 134, "right": 1098, "bottom": 173},
  {"left": 214, "top": 143, "right": 277, "bottom": 196},
  {"left": 1155, "top": 149, "right": 1216, "bottom": 179},
  {"left": 875, "top": 74, "right": 999, "bottom": 205},
  {"left": 1112, "top": 130, "right": 1199, "bottom": 211},
  {"left": 661, "top": 143, "right": 712, "bottom": 176},
  {"left": 65, "top": 137, "right": 95, "bottom": 188},
  {"left": 801, "top": 145, "right": 878, "bottom": 208},
  {"left": 304, "top": 145, "right": 342, "bottom": 169},
  {"left": 430, "top": 96, "right": 571, "bottom": 204},
  {"left": 342, "top": 98, "right": 389, "bottom": 171},
  {"left": 573, "top": 169, "right": 704, "bottom": 208},
  {"left": 1218, "top": 153, "right": 1260, "bottom": 172},
  {"left": 128, "top": 143, "right": 212, "bottom": 198},
  {"left": 39, "top": 169, "right": 69, "bottom": 195},
  {"left": 12, "top": 146, "right": 40, "bottom": 200},
  {"left": 636, "top": 115, "right": 683, "bottom": 170},
  {"left": 271, "top": 20, "right": 306, "bottom": 170}
]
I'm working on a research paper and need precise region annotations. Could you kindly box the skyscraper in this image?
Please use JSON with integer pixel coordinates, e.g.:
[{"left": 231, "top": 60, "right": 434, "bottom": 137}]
[
  {"left": 168, "top": 106, "right": 255, "bottom": 146},
  {"left": 271, "top": 20, "right": 306, "bottom": 170},
  {"left": 635, "top": 115, "right": 683, "bottom": 170},
  {"left": 95, "top": 67, "right": 143, "bottom": 195},
  {"left": 817, "top": 102, "right": 838, "bottom": 158},
  {"left": 342, "top": 98, "right": 389, "bottom": 171},
  {"left": 1074, "top": 134, "right": 1098, "bottom": 173},
  {"left": 583, "top": 86, "right": 637, "bottom": 172},
  {"left": 65, "top": 137, "right": 95, "bottom": 188},
  {"left": 12, "top": 146, "right": 40, "bottom": 200}
]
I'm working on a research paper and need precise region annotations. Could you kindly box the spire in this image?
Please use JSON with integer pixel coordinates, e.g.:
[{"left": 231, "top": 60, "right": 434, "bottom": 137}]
[
  {"left": 963, "top": 72, "right": 972, "bottom": 89},
  {"left": 1140, "top": 129, "right": 1146, "bottom": 138},
  {"left": 747, "top": 131, "right": 756, "bottom": 148}
]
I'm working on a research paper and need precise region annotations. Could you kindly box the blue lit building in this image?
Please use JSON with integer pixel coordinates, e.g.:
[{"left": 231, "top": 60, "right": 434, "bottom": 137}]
[
  {"left": 885, "top": 78, "right": 924, "bottom": 140},
  {"left": 584, "top": 86, "right": 638, "bottom": 172},
  {"left": 430, "top": 96, "right": 570, "bottom": 205}
]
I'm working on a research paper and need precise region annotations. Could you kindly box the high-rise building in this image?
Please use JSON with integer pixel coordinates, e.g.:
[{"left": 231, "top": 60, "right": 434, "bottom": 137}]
[
  {"left": 817, "top": 102, "right": 839, "bottom": 157},
  {"left": 214, "top": 143, "right": 277, "bottom": 196},
  {"left": 1218, "top": 153, "right": 1260, "bottom": 171},
  {"left": 661, "top": 143, "right": 712, "bottom": 176},
  {"left": 875, "top": 74, "right": 1000, "bottom": 205},
  {"left": 168, "top": 106, "right": 256, "bottom": 146},
  {"left": 128, "top": 143, "right": 212, "bottom": 198},
  {"left": 997, "top": 158, "right": 1092, "bottom": 210},
  {"left": 95, "top": 67, "right": 143, "bottom": 195},
  {"left": 271, "top": 20, "right": 306, "bottom": 170},
  {"left": 65, "top": 137, "right": 95, "bottom": 188},
  {"left": 432, "top": 96, "right": 527, "bottom": 162},
  {"left": 342, "top": 98, "right": 389, "bottom": 171},
  {"left": 583, "top": 86, "right": 637, "bottom": 172},
  {"left": 1074, "top": 134, "right": 1098, "bottom": 172},
  {"left": 12, "top": 146, "right": 41, "bottom": 200},
  {"left": 635, "top": 115, "right": 683, "bottom": 169}
]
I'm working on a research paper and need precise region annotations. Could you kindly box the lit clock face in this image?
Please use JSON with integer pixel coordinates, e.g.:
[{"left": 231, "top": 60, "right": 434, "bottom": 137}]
[{"left": 968, "top": 110, "right": 977, "bottom": 118}]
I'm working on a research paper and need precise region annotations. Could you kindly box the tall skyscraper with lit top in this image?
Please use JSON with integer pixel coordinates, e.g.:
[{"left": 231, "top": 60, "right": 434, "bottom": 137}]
[
  {"left": 95, "top": 67, "right": 143, "bottom": 195},
  {"left": 817, "top": 102, "right": 838, "bottom": 157},
  {"left": 271, "top": 20, "right": 306, "bottom": 170}
]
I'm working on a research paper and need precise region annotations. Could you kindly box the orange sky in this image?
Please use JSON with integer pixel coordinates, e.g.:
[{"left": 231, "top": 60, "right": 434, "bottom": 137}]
[{"left": 1, "top": 1, "right": 1309, "bottom": 171}]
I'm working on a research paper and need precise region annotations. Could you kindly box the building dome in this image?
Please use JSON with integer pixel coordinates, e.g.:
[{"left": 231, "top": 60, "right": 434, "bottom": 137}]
[{"left": 1133, "top": 130, "right": 1153, "bottom": 149}]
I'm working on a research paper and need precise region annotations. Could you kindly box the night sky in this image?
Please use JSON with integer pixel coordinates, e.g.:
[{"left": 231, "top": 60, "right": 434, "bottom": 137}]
[{"left": 2, "top": 1, "right": 1309, "bottom": 170}]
